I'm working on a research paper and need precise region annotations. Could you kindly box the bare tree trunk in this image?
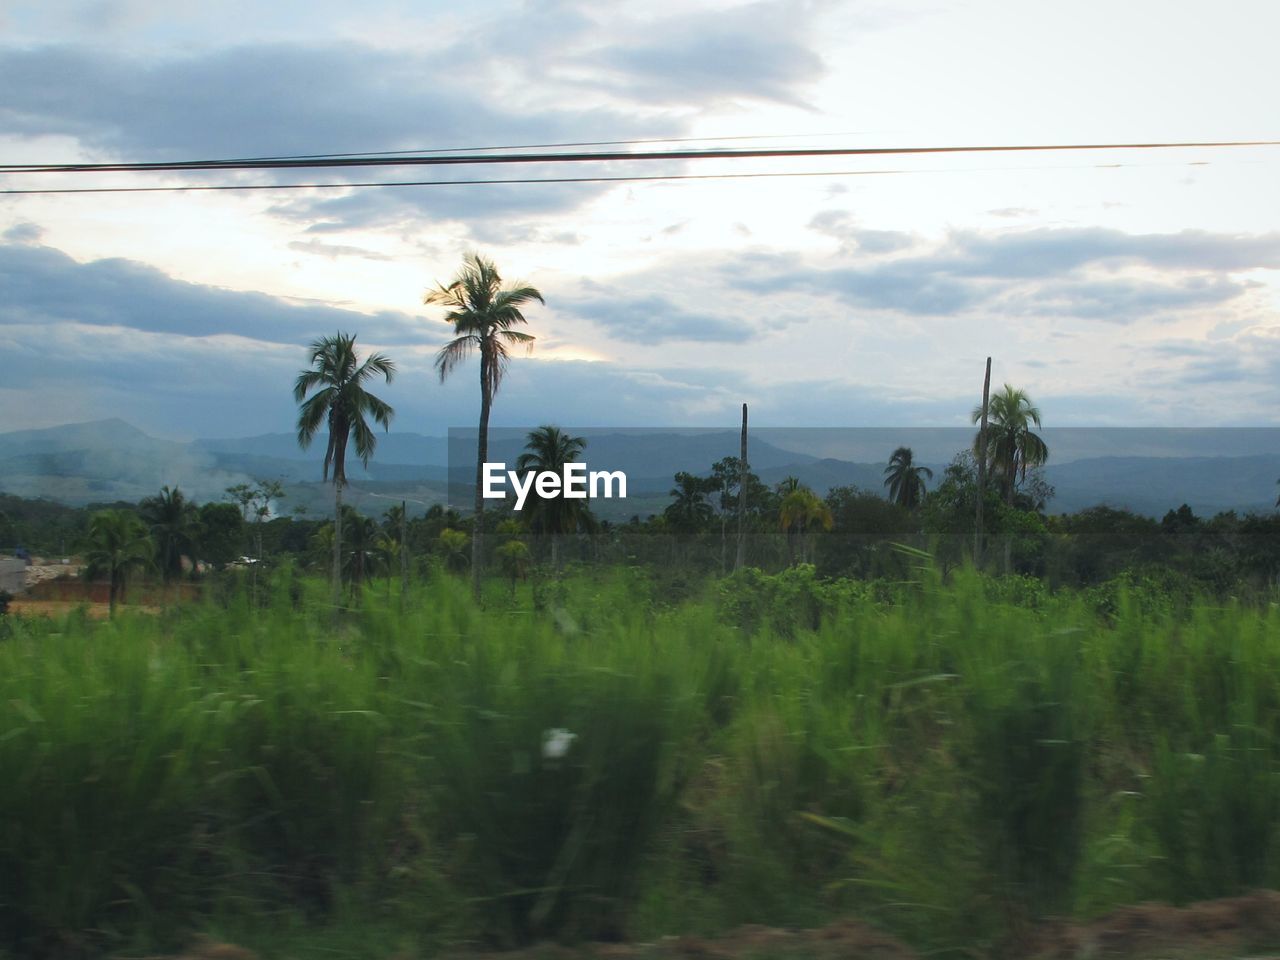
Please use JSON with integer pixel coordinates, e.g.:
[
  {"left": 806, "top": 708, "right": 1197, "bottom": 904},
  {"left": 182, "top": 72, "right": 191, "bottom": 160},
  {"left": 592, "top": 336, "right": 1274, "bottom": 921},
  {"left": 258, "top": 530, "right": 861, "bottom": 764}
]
[
  {"left": 975, "top": 357, "right": 991, "bottom": 567},
  {"left": 735, "top": 403, "right": 748, "bottom": 571},
  {"left": 472, "top": 359, "right": 491, "bottom": 603},
  {"left": 332, "top": 481, "right": 343, "bottom": 606}
]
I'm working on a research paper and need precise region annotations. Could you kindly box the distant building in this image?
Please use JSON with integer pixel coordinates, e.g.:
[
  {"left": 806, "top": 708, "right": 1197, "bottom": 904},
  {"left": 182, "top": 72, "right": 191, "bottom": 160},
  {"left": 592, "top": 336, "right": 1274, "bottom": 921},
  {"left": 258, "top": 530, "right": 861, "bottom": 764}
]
[{"left": 0, "top": 558, "right": 26, "bottom": 595}]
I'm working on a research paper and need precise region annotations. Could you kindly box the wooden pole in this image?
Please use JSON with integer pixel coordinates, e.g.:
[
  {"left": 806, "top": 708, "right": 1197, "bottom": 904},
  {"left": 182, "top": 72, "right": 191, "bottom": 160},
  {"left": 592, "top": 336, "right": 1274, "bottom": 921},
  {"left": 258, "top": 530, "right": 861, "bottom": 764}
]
[
  {"left": 735, "top": 404, "right": 748, "bottom": 571},
  {"left": 975, "top": 357, "right": 992, "bottom": 566}
]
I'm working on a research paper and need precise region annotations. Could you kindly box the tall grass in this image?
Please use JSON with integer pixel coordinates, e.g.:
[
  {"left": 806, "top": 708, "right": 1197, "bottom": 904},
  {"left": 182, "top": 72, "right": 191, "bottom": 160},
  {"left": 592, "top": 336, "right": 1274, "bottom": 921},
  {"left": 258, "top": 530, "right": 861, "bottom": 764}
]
[{"left": 1, "top": 566, "right": 1279, "bottom": 957}]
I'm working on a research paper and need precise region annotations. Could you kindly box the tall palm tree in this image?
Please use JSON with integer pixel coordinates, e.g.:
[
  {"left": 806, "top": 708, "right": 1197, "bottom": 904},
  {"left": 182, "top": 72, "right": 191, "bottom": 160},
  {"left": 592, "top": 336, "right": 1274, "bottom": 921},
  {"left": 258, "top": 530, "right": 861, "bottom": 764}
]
[
  {"left": 294, "top": 332, "right": 395, "bottom": 602},
  {"left": 427, "top": 253, "right": 543, "bottom": 599},
  {"left": 516, "top": 425, "right": 589, "bottom": 569},
  {"left": 971, "top": 385, "right": 1049, "bottom": 507},
  {"left": 83, "top": 509, "right": 154, "bottom": 616},
  {"left": 883, "top": 447, "right": 933, "bottom": 511},
  {"left": 139, "top": 485, "right": 200, "bottom": 583}
]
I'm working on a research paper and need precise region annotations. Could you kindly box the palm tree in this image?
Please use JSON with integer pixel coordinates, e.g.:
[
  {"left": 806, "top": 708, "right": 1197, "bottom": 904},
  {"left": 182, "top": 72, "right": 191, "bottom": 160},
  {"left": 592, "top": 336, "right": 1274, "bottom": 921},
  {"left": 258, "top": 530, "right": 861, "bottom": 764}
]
[
  {"left": 495, "top": 539, "right": 532, "bottom": 597},
  {"left": 777, "top": 483, "right": 834, "bottom": 565},
  {"left": 341, "top": 509, "right": 380, "bottom": 598},
  {"left": 437, "top": 528, "right": 470, "bottom": 574},
  {"left": 516, "top": 425, "right": 590, "bottom": 569},
  {"left": 427, "top": 253, "right": 544, "bottom": 599},
  {"left": 294, "top": 332, "right": 395, "bottom": 603},
  {"left": 83, "top": 509, "right": 154, "bottom": 616},
  {"left": 139, "top": 485, "right": 199, "bottom": 583},
  {"left": 664, "top": 472, "right": 716, "bottom": 533},
  {"left": 971, "top": 385, "right": 1049, "bottom": 507},
  {"left": 883, "top": 447, "right": 933, "bottom": 511}
]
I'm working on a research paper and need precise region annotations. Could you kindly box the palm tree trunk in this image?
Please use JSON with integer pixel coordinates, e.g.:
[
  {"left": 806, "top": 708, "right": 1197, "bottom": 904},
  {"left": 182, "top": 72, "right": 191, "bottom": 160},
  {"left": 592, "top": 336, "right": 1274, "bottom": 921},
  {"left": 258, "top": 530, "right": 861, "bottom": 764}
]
[
  {"left": 472, "top": 361, "right": 491, "bottom": 602},
  {"left": 332, "top": 481, "right": 343, "bottom": 605},
  {"left": 1004, "top": 461, "right": 1015, "bottom": 575}
]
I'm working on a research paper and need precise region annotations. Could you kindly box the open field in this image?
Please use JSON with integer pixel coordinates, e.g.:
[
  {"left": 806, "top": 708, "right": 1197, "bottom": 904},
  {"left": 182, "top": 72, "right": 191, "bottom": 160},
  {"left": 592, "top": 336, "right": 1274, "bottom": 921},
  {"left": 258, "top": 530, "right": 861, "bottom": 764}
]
[{"left": 3, "top": 565, "right": 1280, "bottom": 959}]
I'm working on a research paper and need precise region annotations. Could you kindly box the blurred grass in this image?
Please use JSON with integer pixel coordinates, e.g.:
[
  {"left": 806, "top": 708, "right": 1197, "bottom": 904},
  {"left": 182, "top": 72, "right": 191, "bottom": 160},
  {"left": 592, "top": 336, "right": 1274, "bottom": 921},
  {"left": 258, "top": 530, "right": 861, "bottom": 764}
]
[{"left": 1, "top": 563, "right": 1279, "bottom": 957}]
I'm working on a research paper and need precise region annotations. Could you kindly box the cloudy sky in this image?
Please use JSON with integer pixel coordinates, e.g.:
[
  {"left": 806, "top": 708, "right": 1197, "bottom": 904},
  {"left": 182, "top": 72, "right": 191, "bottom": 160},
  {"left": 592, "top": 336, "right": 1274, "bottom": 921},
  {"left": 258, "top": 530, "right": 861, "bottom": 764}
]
[{"left": 2, "top": 0, "right": 1279, "bottom": 440}]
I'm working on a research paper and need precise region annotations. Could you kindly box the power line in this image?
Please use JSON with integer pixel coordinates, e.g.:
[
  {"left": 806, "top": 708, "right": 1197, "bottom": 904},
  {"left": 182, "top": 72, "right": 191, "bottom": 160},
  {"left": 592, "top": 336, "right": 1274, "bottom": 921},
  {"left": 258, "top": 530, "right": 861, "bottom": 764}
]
[
  {"left": 178, "top": 131, "right": 877, "bottom": 165},
  {"left": 3, "top": 139, "right": 1278, "bottom": 175},
  {"left": 0, "top": 158, "right": 1249, "bottom": 197},
  {"left": 0, "top": 168, "right": 908, "bottom": 196}
]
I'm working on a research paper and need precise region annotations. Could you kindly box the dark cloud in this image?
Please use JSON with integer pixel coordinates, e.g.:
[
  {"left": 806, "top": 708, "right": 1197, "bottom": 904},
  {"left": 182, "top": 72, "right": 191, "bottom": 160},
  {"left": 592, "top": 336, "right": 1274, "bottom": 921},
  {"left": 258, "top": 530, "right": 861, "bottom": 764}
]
[
  {"left": 558, "top": 293, "right": 749, "bottom": 344},
  {"left": 941, "top": 227, "right": 1280, "bottom": 278},
  {"left": 0, "top": 44, "right": 635, "bottom": 160},
  {"left": 581, "top": 1, "right": 825, "bottom": 107},
  {"left": 1, "top": 222, "right": 44, "bottom": 243},
  {"left": 0, "top": 42, "right": 682, "bottom": 233},
  {"left": 735, "top": 226, "right": 1280, "bottom": 318},
  {"left": 0, "top": 243, "right": 432, "bottom": 345},
  {"left": 808, "top": 210, "right": 917, "bottom": 254},
  {"left": 1014, "top": 275, "right": 1249, "bottom": 321}
]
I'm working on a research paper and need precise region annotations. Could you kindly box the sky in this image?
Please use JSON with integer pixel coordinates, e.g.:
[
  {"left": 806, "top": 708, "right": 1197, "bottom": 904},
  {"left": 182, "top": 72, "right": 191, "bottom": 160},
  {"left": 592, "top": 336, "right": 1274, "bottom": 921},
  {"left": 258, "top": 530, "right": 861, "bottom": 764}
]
[{"left": 2, "top": 0, "right": 1279, "bottom": 441}]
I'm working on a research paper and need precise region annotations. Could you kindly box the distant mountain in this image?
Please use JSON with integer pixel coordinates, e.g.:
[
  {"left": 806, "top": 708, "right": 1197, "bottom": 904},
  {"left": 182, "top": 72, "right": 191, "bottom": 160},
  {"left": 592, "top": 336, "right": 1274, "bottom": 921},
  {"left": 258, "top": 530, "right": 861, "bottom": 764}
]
[
  {"left": 195, "top": 431, "right": 449, "bottom": 466},
  {"left": 1043, "top": 454, "right": 1280, "bottom": 516},
  {"left": 2, "top": 420, "right": 1278, "bottom": 520}
]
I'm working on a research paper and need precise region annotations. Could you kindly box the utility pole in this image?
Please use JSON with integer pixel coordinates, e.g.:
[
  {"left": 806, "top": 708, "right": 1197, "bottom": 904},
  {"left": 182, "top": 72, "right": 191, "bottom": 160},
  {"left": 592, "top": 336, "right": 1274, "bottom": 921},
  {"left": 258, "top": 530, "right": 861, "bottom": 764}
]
[
  {"left": 975, "top": 357, "right": 992, "bottom": 566},
  {"left": 735, "top": 403, "right": 748, "bottom": 571}
]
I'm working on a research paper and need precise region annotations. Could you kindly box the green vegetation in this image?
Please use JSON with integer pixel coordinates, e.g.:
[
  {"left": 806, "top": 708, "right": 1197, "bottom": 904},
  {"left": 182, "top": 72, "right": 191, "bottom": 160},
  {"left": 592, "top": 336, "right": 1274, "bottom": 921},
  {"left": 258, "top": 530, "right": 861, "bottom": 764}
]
[{"left": 3, "top": 567, "right": 1280, "bottom": 959}]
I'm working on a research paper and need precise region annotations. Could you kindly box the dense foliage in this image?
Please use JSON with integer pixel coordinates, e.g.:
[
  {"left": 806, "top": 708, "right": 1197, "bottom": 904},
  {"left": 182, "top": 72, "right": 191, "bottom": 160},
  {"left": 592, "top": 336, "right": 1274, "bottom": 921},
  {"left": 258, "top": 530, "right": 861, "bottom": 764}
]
[{"left": 3, "top": 566, "right": 1280, "bottom": 958}]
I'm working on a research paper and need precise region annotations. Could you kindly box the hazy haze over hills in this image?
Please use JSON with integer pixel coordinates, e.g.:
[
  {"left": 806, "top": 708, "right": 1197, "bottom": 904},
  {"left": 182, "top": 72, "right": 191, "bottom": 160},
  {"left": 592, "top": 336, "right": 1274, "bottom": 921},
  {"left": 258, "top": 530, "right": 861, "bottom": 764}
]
[{"left": 2, "top": 420, "right": 1278, "bottom": 519}]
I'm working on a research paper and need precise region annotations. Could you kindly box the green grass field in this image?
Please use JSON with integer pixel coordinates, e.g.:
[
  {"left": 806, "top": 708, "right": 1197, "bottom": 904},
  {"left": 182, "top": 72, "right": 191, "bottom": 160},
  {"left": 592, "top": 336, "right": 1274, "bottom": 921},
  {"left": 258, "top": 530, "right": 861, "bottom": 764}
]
[{"left": 2, "top": 564, "right": 1280, "bottom": 959}]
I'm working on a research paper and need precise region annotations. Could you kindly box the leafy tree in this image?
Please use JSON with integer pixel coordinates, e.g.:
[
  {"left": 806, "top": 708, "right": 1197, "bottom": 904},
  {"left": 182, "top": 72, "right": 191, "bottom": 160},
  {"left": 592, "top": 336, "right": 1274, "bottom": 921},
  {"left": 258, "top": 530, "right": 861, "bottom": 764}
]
[
  {"left": 294, "top": 332, "right": 395, "bottom": 603},
  {"left": 515, "top": 425, "right": 591, "bottom": 568},
  {"left": 971, "top": 384, "right": 1049, "bottom": 506},
  {"left": 83, "top": 509, "right": 154, "bottom": 616},
  {"left": 197, "top": 502, "right": 245, "bottom": 569},
  {"left": 821, "top": 485, "right": 916, "bottom": 578},
  {"left": 139, "top": 485, "right": 200, "bottom": 583},
  {"left": 427, "top": 252, "right": 544, "bottom": 599},
  {"left": 777, "top": 482, "right": 833, "bottom": 565},
  {"left": 883, "top": 446, "right": 933, "bottom": 510}
]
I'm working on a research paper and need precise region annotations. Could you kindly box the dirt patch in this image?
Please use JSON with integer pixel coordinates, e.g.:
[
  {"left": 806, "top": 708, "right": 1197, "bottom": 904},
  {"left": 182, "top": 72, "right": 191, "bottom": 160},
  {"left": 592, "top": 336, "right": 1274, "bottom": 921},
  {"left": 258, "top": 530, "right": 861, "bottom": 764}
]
[
  {"left": 6, "top": 599, "right": 161, "bottom": 619},
  {"left": 1025, "top": 889, "right": 1280, "bottom": 958},
  {"left": 452, "top": 920, "right": 919, "bottom": 960}
]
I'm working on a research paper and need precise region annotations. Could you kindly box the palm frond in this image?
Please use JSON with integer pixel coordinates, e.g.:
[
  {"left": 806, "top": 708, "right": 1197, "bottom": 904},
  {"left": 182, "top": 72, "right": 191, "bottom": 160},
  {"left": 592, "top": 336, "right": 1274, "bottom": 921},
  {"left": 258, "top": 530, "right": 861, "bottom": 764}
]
[{"left": 435, "top": 336, "right": 477, "bottom": 382}]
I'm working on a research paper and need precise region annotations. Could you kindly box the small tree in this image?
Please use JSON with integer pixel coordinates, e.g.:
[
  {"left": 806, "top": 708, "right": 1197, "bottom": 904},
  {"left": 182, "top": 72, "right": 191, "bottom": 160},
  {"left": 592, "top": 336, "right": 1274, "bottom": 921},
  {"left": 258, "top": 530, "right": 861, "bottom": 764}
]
[
  {"left": 496, "top": 539, "right": 532, "bottom": 597},
  {"left": 83, "top": 510, "right": 154, "bottom": 616}
]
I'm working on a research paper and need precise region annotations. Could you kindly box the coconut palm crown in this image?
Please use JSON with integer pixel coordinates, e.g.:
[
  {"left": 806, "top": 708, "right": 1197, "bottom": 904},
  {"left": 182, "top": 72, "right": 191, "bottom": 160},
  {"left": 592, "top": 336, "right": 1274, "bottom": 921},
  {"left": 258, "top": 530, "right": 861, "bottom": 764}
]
[
  {"left": 294, "top": 332, "right": 395, "bottom": 487},
  {"left": 883, "top": 446, "right": 933, "bottom": 511},
  {"left": 971, "top": 384, "right": 1049, "bottom": 505}
]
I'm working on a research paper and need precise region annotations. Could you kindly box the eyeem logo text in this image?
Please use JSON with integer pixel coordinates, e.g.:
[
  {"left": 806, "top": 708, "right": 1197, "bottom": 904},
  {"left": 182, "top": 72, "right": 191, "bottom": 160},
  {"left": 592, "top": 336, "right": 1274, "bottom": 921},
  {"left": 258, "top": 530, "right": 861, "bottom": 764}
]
[{"left": 482, "top": 463, "right": 627, "bottom": 511}]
